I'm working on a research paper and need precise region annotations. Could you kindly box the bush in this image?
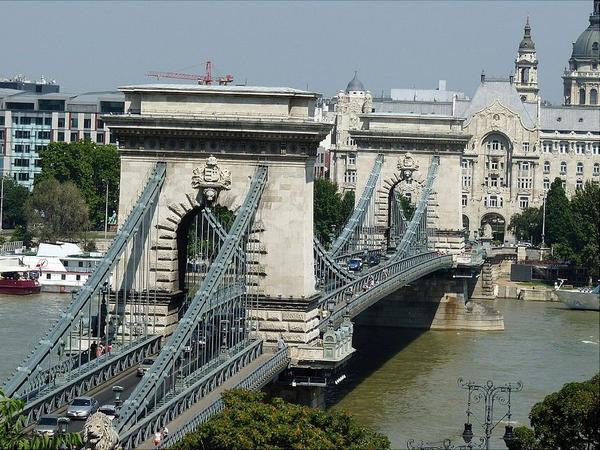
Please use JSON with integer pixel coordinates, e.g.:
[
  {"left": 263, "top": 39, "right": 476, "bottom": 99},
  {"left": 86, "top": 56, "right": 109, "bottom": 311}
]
[{"left": 170, "top": 389, "right": 390, "bottom": 450}]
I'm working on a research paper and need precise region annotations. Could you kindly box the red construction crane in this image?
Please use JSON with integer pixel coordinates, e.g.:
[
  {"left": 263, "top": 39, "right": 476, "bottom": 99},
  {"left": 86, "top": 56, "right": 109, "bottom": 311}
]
[{"left": 146, "top": 61, "right": 234, "bottom": 85}]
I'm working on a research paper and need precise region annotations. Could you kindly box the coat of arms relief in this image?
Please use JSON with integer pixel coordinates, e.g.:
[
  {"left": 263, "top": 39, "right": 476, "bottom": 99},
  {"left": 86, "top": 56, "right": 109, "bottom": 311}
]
[
  {"left": 191, "top": 155, "right": 232, "bottom": 202},
  {"left": 395, "top": 152, "right": 424, "bottom": 198}
]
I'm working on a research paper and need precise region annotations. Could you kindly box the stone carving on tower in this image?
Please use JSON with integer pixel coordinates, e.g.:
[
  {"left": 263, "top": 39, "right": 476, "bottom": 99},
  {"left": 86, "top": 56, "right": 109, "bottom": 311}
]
[
  {"left": 395, "top": 153, "right": 424, "bottom": 198},
  {"left": 191, "top": 155, "right": 232, "bottom": 203}
]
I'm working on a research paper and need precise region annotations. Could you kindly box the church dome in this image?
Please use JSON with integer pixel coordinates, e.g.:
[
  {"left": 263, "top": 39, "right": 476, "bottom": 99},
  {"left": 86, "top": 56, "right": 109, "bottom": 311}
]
[
  {"left": 346, "top": 72, "right": 365, "bottom": 92},
  {"left": 571, "top": 4, "right": 599, "bottom": 60}
]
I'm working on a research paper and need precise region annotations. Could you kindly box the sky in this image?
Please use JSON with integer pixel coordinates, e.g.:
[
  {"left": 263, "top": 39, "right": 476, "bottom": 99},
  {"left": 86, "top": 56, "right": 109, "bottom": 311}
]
[{"left": 1, "top": 1, "right": 594, "bottom": 104}]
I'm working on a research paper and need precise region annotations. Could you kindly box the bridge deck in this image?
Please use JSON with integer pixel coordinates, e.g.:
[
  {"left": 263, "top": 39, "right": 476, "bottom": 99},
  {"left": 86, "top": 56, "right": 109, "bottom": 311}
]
[{"left": 137, "top": 349, "right": 283, "bottom": 450}]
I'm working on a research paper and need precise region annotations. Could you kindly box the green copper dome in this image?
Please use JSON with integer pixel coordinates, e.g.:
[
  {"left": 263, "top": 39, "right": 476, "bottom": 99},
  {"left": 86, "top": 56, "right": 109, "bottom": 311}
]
[{"left": 571, "top": 3, "right": 599, "bottom": 60}]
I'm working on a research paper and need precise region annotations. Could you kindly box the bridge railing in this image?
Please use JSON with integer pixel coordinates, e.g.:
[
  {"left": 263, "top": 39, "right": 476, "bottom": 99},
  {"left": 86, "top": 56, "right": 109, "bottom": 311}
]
[
  {"left": 3, "top": 162, "right": 167, "bottom": 403},
  {"left": 319, "top": 252, "right": 453, "bottom": 329},
  {"left": 155, "top": 346, "right": 291, "bottom": 449}
]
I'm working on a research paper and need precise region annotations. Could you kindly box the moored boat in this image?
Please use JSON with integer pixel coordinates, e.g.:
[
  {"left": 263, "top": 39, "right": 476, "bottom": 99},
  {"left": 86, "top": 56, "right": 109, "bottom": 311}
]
[
  {"left": 0, "top": 258, "right": 41, "bottom": 295},
  {"left": 555, "top": 280, "right": 600, "bottom": 311}
]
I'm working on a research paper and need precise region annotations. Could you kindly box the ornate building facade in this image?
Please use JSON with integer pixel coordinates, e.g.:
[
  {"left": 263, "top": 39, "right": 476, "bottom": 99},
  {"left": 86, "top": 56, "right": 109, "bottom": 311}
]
[{"left": 330, "top": 1, "right": 600, "bottom": 243}]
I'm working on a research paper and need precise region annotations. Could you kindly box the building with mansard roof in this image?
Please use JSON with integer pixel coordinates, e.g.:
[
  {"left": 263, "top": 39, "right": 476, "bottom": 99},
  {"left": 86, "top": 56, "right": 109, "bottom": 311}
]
[{"left": 329, "top": 1, "right": 599, "bottom": 243}]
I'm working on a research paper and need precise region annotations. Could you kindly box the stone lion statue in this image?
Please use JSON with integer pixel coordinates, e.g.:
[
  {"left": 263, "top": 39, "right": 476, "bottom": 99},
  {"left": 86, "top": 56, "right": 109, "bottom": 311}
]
[{"left": 83, "top": 412, "right": 119, "bottom": 450}]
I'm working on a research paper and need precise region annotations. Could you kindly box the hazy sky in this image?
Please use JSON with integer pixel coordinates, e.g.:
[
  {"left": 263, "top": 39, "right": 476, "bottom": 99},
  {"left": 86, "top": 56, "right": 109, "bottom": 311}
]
[{"left": 1, "top": 1, "right": 594, "bottom": 104}]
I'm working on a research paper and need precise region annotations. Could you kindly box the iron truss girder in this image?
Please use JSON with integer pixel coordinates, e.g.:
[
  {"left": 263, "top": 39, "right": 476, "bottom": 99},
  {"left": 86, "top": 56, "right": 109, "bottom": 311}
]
[
  {"left": 115, "top": 166, "right": 268, "bottom": 434},
  {"left": 329, "top": 154, "right": 384, "bottom": 257},
  {"left": 3, "top": 163, "right": 167, "bottom": 398}
]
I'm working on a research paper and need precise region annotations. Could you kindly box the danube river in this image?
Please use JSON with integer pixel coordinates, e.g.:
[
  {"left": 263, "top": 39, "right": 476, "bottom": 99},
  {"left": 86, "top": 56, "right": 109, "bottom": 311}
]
[{"left": 0, "top": 294, "right": 598, "bottom": 448}]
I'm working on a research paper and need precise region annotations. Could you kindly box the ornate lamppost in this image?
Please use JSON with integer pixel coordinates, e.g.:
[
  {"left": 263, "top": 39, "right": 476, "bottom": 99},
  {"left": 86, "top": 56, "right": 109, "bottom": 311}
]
[
  {"left": 408, "top": 378, "right": 522, "bottom": 450},
  {"left": 112, "top": 385, "right": 124, "bottom": 408},
  {"left": 458, "top": 378, "right": 522, "bottom": 450},
  {"left": 57, "top": 416, "right": 70, "bottom": 450}
]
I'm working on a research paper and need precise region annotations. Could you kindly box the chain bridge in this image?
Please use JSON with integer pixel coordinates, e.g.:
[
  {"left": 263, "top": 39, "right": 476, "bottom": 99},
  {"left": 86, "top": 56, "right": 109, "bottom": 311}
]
[{"left": 2, "top": 85, "right": 495, "bottom": 449}]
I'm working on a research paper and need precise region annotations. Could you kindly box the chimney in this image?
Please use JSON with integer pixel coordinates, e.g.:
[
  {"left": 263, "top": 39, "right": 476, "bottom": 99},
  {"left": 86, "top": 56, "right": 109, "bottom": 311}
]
[
  {"left": 481, "top": 71, "right": 486, "bottom": 84},
  {"left": 509, "top": 74, "right": 515, "bottom": 84},
  {"left": 438, "top": 80, "right": 447, "bottom": 91}
]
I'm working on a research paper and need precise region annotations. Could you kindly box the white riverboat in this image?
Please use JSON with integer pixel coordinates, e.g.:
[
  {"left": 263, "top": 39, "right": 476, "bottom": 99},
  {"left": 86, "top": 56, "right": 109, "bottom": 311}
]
[
  {"left": 555, "top": 280, "right": 600, "bottom": 311},
  {"left": 20, "top": 243, "right": 102, "bottom": 293}
]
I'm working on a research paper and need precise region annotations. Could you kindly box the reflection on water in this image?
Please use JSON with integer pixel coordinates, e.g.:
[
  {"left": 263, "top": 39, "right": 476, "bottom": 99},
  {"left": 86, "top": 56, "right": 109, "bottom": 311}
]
[
  {"left": 327, "top": 300, "right": 599, "bottom": 448},
  {"left": 0, "top": 293, "right": 69, "bottom": 381},
  {"left": 0, "top": 295, "right": 597, "bottom": 448}
]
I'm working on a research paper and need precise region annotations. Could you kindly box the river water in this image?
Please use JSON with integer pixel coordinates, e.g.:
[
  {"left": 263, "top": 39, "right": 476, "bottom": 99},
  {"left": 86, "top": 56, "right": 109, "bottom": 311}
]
[{"left": 1, "top": 294, "right": 598, "bottom": 448}]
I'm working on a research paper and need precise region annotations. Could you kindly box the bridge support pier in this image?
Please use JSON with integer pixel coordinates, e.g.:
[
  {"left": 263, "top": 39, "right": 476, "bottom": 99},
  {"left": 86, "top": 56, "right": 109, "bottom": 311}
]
[
  {"left": 354, "top": 270, "right": 504, "bottom": 331},
  {"left": 263, "top": 383, "right": 326, "bottom": 409}
]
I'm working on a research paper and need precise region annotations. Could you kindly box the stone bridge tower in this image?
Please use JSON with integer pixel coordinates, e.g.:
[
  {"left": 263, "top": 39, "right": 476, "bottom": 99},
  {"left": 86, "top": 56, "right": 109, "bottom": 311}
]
[{"left": 104, "top": 85, "right": 331, "bottom": 339}]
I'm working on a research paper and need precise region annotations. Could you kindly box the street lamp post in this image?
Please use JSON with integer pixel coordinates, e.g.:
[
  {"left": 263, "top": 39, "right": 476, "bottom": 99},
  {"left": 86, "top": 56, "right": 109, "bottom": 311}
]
[
  {"left": 0, "top": 173, "right": 4, "bottom": 233},
  {"left": 459, "top": 378, "right": 522, "bottom": 450},
  {"left": 540, "top": 193, "right": 547, "bottom": 250},
  {"left": 112, "top": 385, "right": 124, "bottom": 408},
  {"left": 57, "top": 416, "right": 70, "bottom": 450}
]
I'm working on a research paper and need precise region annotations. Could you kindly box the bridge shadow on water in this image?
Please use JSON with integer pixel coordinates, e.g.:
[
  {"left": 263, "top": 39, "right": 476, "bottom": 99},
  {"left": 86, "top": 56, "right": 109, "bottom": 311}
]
[{"left": 325, "top": 324, "right": 428, "bottom": 407}]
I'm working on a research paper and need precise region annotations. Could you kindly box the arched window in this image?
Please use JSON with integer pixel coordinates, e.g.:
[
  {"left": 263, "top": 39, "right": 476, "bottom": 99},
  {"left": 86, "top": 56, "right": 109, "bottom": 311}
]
[
  {"left": 579, "top": 88, "right": 586, "bottom": 105},
  {"left": 591, "top": 89, "right": 598, "bottom": 105},
  {"left": 577, "top": 162, "right": 584, "bottom": 174},
  {"left": 543, "top": 161, "right": 550, "bottom": 173},
  {"left": 522, "top": 67, "right": 529, "bottom": 83},
  {"left": 560, "top": 161, "right": 567, "bottom": 174}
]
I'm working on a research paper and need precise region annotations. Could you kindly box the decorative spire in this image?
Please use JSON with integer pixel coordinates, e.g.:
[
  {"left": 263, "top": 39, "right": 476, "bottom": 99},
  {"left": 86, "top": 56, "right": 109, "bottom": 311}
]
[
  {"left": 594, "top": 0, "right": 599, "bottom": 16},
  {"left": 519, "top": 17, "right": 535, "bottom": 53}
]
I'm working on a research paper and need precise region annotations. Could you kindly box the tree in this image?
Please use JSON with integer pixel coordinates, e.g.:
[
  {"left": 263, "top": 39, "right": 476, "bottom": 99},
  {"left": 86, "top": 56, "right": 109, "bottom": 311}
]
[
  {"left": 170, "top": 389, "right": 390, "bottom": 450},
  {"left": 38, "top": 141, "right": 120, "bottom": 228},
  {"left": 0, "top": 388, "right": 81, "bottom": 450},
  {"left": 545, "top": 178, "right": 571, "bottom": 246},
  {"left": 509, "top": 372, "right": 599, "bottom": 450},
  {"left": 508, "top": 207, "right": 542, "bottom": 245},
  {"left": 0, "top": 177, "right": 29, "bottom": 230},
  {"left": 25, "top": 178, "right": 89, "bottom": 242},
  {"left": 568, "top": 181, "right": 600, "bottom": 278},
  {"left": 314, "top": 179, "right": 354, "bottom": 246}
]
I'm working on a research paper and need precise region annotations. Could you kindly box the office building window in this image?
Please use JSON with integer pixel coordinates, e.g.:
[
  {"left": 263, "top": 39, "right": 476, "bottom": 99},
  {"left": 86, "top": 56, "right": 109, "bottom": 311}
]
[
  {"left": 57, "top": 131, "right": 65, "bottom": 141},
  {"left": 576, "top": 162, "right": 584, "bottom": 174},
  {"left": 347, "top": 153, "right": 356, "bottom": 166},
  {"left": 84, "top": 118, "right": 91, "bottom": 129},
  {"left": 559, "top": 142, "right": 568, "bottom": 153},
  {"left": 14, "top": 130, "right": 30, "bottom": 139},
  {"left": 0, "top": 116, "right": 4, "bottom": 126},
  {"left": 576, "top": 142, "right": 585, "bottom": 154},
  {"left": 70, "top": 132, "right": 78, "bottom": 142},
  {"left": 17, "top": 173, "right": 29, "bottom": 181},
  {"left": 84, "top": 132, "right": 91, "bottom": 141},
  {"left": 462, "top": 194, "right": 468, "bottom": 207},
  {"left": 543, "top": 161, "right": 550, "bottom": 173},
  {"left": 520, "top": 161, "right": 530, "bottom": 171},
  {"left": 97, "top": 119, "right": 105, "bottom": 129},
  {"left": 592, "top": 144, "right": 600, "bottom": 155},
  {"left": 34, "top": 159, "right": 42, "bottom": 167},
  {"left": 576, "top": 179, "right": 583, "bottom": 189},
  {"left": 522, "top": 142, "right": 529, "bottom": 152},
  {"left": 35, "top": 145, "right": 47, "bottom": 152},
  {"left": 96, "top": 132, "right": 104, "bottom": 144},
  {"left": 34, "top": 117, "right": 43, "bottom": 126},
  {"left": 20, "top": 117, "right": 31, "bottom": 125},
  {"left": 543, "top": 178, "right": 550, "bottom": 190},
  {"left": 70, "top": 117, "right": 78, "bottom": 128},
  {"left": 58, "top": 117, "right": 65, "bottom": 128},
  {"left": 485, "top": 195, "right": 503, "bottom": 208},
  {"left": 518, "top": 196, "right": 529, "bottom": 209},
  {"left": 490, "top": 177, "right": 498, "bottom": 187},
  {"left": 560, "top": 161, "right": 567, "bottom": 174},
  {"left": 542, "top": 141, "right": 552, "bottom": 153},
  {"left": 37, "top": 131, "right": 51, "bottom": 140},
  {"left": 44, "top": 117, "right": 52, "bottom": 126},
  {"left": 109, "top": 134, "right": 117, "bottom": 144},
  {"left": 14, "top": 158, "right": 29, "bottom": 167},
  {"left": 594, "top": 163, "right": 600, "bottom": 175},
  {"left": 344, "top": 170, "right": 357, "bottom": 184}
]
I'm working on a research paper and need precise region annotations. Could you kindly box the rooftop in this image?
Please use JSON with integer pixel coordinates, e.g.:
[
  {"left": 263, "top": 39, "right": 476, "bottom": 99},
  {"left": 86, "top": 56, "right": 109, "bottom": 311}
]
[{"left": 119, "top": 84, "right": 319, "bottom": 97}]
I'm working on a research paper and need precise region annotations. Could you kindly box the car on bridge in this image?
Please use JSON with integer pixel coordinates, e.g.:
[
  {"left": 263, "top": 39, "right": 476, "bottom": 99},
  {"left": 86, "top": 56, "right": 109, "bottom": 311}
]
[
  {"left": 347, "top": 258, "right": 363, "bottom": 272},
  {"left": 67, "top": 396, "right": 99, "bottom": 419},
  {"left": 137, "top": 358, "right": 156, "bottom": 377},
  {"left": 98, "top": 404, "right": 119, "bottom": 421},
  {"left": 33, "top": 414, "right": 60, "bottom": 437},
  {"left": 367, "top": 254, "right": 381, "bottom": 266}
]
